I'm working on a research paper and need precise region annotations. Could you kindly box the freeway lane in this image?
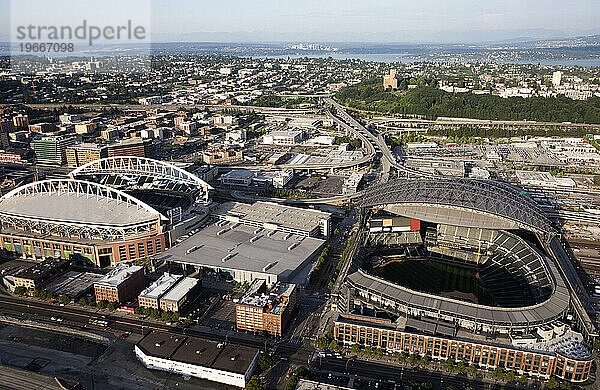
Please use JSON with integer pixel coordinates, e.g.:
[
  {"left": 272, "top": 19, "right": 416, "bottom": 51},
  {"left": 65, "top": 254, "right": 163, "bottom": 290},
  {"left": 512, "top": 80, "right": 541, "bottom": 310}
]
[{"left": 0, "top": 295, "right": 315, "bottom": 364}]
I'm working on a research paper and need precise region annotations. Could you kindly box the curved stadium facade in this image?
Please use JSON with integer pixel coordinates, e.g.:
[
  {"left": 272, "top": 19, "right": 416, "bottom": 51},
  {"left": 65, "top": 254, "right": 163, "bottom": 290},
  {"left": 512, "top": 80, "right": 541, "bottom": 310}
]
[
  {"left": 0, "top": 158, "right": 212, "bottom": 267},
  {"left": 337, "top": 178, "right": 593, "bottom": 382}
]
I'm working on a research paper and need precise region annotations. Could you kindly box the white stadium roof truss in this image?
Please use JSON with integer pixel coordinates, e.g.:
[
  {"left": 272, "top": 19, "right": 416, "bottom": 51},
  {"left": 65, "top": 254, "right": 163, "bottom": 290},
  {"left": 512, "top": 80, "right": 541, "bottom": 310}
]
[
  {"left": 70, "top": 156, "right": 212, "bottom": 200},
  {"left": 0, "top": 179, "right": 163, "bottom": 241}
]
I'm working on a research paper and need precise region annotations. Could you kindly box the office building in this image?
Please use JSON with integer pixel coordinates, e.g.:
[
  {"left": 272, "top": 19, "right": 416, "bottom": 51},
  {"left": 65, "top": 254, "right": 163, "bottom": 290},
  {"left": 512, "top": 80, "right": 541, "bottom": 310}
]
[
  {"left": 138, "top": 273, "right": 182, "bottom": 309},
  {"left": 235, "top": 279, "right": 297, "bottom": 336},
  {"left": 32, "top": 135, "right": 79, "bottom": 165},
  {"left": 94, "top": 264, "right": 145, "bottom": 304},
  {"left": 0, "top": 120, "right": 15, "bottom": 150},
  {"left": 107, "top": 138, "right": 151, "bottom": 158},
  {"left": 65, "top": 143, "right": 108, "bottom": 168},
  {"left": 12, "top": 114, "right": 29, "bottom": 130}
]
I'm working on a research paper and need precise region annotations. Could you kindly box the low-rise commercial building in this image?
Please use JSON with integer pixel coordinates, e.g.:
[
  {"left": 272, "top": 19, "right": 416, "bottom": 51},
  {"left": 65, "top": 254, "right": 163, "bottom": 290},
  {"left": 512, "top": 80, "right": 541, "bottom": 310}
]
[
  {"left": 12, "top": 258, "right": 70, "bottom": 289},
  {"left": 138, "top": 273, "right": 182, "bottom": 309},
  {"left": 235, "top": 279, "right": 297, "bottom": 336},
  {"left": 135, "top": 331, "right": 259, "bottom": 388},
  {"left": 202, "top": 148, "right": 243, "bottom": 165},
  {"left": 159, "top": 277, "right": 200, "bottom": 313},
  {"left": 94, "top": 264, "right": 145, "bottom": 304},
  {"left": 263, "top": 130, "right": 303, "bottom": 145}
]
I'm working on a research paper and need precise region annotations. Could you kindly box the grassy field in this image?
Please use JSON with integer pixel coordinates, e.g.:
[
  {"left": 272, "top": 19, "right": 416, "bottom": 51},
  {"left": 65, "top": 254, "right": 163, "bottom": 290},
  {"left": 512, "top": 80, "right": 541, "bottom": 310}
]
[{"left": 372, "top": 259, "right": 491, "bottom": 305}]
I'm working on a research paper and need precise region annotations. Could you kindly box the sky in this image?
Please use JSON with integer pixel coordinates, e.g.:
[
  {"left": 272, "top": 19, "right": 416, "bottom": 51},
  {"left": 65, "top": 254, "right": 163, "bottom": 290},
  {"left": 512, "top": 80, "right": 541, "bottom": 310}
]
[{"left": 3, "top": 0, "right": 600, "bottom": 43}]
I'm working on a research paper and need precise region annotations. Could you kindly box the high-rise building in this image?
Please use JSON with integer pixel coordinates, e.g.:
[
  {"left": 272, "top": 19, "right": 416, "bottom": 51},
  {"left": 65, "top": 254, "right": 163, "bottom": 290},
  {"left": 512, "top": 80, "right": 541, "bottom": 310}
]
[
  {"left": 65, "top": 143, "right": 108, "bottom": 167},
  {"left": 552, "top": 71, "right": 562, "bottom": 87},
  {"left": 383, "top": 69, "right": 398, "bottom": 90},
  {"left": 0, "top": 120, "right": 15, "bottom": 150},
  {"left": 12, "top": 114, "right": 29, "bottom": 130},
  {"left": 107, "top": 138, "right": 151, "bottom": 158},
  {"left": 32, "top": 135, "right": 79, "bottom": 165}
]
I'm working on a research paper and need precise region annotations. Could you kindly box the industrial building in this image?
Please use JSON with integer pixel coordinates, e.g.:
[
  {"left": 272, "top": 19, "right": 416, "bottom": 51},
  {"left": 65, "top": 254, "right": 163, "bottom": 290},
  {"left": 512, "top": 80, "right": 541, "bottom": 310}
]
[
  {"left": 135, "top": 332, "right": 259, "bottom": 388},
  {"left": 212, "top": 201, "right": 331, "bottom": 238},
  {"left": 12, "top": 258, "right": 70, "bottom": 289},
  {"left": 94, "top": 264, "right": 145, "bottom": 303},
  {"left": 157, "top": 220, "right": 325, "bottom": 286},
  {"left": 235, "top": 279, "right": 297, "bottom": 336}
]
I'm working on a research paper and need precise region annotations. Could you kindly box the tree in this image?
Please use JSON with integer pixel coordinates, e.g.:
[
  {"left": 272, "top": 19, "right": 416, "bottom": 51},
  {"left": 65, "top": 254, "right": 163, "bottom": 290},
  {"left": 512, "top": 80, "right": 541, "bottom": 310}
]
[
  {"left": 59, "top": 294, "right": 70, "bottom": 304},
  {"left": 97, "top": 300, "right": 108, "bottom": 309},
  {"left": 329, "top": 339, "right": 339, "bottom": 351},
  {"left": 257, "top": 353, "right": 276, "bottom": 373},
  {"left": 518, "top": 374, "right": 528, "bottom": 385},
  {"left": 560, "top": 381, "right": 571, "bottom": 390},
  {"left": 443, "top": 359, "right": 455, "bottom": 372},
  {"left": 408, "top": 354, "right": 419, "bottom": 366},
  {"left": 505, "top": 371, "right": 516, "bottom": 382},
  {"left": 246, "top": 376, "right": 264, "bottom": 390},
  {"left": 546, "top": 378, "right": 559, "bottom": 389},
  {"left": 184, "top": 316, "right": 193, "bottom": 326},
  {"left": 77, "top": 297, "right": 87, "bottom": 306},
  {"left": 419, "top": 356, "right": 430, "bottom": 367},
  {"left": 316, "top": 337, "right": 329, "bottom": 348},
  {"left": 14, "top": 286, "right": 27, "bottom": 296},
  {"left": 466, "top": 364, "right": 477, "bottom": 376},
  {"left": 107, "top": 301, "right": 117, "bottom": 311},
  {"left": 286, "top": 376, "right": 299, "bottom": 390},
  {"left": 492, "top": 368, "right": 505, "bottom": 381},
  {"left": 397, "top": 351, "right": 407, "bottom": 364},
  {"left": 351, "top": 344, "right": 362, "bottom": 354},
  {"left": 456, "top": 361, "right": 466, "bottom": 374}
]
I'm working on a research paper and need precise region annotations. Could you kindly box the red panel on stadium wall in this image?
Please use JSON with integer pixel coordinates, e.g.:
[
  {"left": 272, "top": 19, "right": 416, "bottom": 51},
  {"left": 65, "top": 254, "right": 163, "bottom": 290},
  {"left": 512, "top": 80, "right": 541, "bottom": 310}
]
[{"left": 410, "top": 219, "right": 421, "bottom": 231}]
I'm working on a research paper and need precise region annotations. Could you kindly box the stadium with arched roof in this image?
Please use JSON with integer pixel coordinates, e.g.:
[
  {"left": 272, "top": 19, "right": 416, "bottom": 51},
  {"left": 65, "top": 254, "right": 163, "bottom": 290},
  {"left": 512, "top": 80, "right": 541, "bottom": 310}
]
[
  {"left": 358, "top": 178, "right": 553, "bottom": 236},
  {"left": 340, "top": 178, "right": 570, "bottom": 334},
  {"left": 0, "top": 179, "right": 168, "bottom": 267}
]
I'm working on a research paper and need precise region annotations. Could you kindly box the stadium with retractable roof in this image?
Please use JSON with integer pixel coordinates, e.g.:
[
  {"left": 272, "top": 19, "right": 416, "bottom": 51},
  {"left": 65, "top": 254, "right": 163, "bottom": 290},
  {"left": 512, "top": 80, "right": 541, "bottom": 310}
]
[{"left": 335, "top": 178, "right": 595, "bottom": 383}]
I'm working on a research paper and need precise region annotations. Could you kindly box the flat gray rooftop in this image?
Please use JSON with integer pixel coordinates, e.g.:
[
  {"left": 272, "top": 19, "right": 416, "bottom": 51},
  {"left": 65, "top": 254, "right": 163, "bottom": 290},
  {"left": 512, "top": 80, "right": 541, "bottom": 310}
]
[
  {"left": 0, "top": 192, "right": 159, "bottom": 228},
  {"left": 157, "top": 221, "right": 325, "bottom": 279},
  {"left": 213, "top": 201, "right": 330, "bottom": 234},
  {"left": 44, "top": 271, "right": 103, "bottom": 298}
]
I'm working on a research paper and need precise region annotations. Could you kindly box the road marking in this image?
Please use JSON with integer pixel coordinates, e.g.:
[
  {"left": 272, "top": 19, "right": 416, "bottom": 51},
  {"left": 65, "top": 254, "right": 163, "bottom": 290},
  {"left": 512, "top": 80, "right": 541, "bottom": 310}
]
[{"left": 0, "top": 298, "right": 170, "bottom": 332}]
